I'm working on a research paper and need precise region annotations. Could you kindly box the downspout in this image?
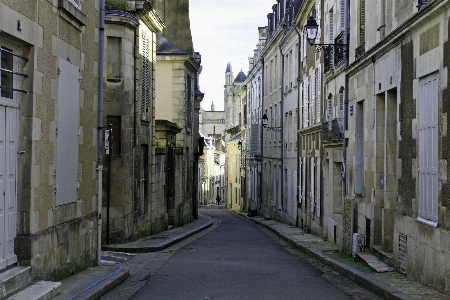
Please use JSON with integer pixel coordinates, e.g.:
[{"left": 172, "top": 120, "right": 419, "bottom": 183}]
[
  {"left": 97, "top": 0, "right": 105, "bottom": 266},
  {"left": 259, "top": 56, "right": 264, "bottom": 216},
  {"left": 278, "top": 42, "right": 285, "bottom": 223},
  {"left": 132, "top": 23, "right": 138, "bottom": 240},
  {"left": 294, "top": 25, "right": 302, "bottom": 227}
]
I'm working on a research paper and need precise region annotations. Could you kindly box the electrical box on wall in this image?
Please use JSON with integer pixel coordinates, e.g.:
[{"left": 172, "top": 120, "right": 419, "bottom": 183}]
[{"left": 352, "top": 233, "right": 365, "bottom": 258}]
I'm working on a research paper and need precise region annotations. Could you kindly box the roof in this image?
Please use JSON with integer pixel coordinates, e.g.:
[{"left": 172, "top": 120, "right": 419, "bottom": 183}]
[
  {"left": 156, "top": 33, "right": 189, "bottom": 56},
  {"left": 225, "top": 63, "right": 232, "bottom": 73},
  {"left": 234, "top": 70, "right": 247, "bottom": 83}
]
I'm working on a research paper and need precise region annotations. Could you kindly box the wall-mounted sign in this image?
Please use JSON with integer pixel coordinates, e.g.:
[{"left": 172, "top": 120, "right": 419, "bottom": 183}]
[{"left": 350, "top": 105, "right": 354, "bottom": 116}]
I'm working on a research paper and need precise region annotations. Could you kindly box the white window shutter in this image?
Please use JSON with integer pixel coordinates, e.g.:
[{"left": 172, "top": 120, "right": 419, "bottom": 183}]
[
  {"left": 299, "top": 82, "right": 303, "bottom": 129},
  {"left": 299, "top": 158, "right": 303, "bottom": 204},
  {"left": 327, "top": 99, "right": 333, "bottom": 121},
  {"left": 418, "top": 73, "right": 439, "bottom": 223},
  {"left": 316, "top": 157, "right": 321, "bottom": 216},
  {"left": 338, "top": 93, "right": 344, "bottom": 119},
  {"left": 329, "top": 8, "right": 334, "bottom": 43},
  {"left": 311, "top": 73, "right": 315, "bottom": 125},
  {"left": 310, "top": 157, "right": 315, "bottom": 213},
  {"left": 316, "top": 65, "right": 322, "bottom": 124},
  {"left": 317, "top": 0, "right": 321, "bottom": 40},
  {"left": 304, "top": 78, "right": 309, "bottom": 127},
  {"left": 340, "top": 0, "right": 346, "bottom": 32}
]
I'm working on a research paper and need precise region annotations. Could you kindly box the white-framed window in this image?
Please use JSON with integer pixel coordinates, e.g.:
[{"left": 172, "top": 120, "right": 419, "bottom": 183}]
[
  {"left": 418, "top": 72, "right": 439, "bottom": 226},
  {"left": 316, "top": 65, "right": 322, "bottom": 124}
]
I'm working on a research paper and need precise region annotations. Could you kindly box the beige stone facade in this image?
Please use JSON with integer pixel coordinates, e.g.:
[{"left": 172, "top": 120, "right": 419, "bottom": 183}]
[{"left": 0, "top": 0, "right": 99, "bottom": 279}]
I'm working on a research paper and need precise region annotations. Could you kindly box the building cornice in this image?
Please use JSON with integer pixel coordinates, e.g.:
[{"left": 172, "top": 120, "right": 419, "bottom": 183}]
[{"left": 345, "top": 0, "right": 449, "bottom": 78}]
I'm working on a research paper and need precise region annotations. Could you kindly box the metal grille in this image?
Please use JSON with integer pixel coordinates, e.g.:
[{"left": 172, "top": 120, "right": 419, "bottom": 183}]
[
  {"left": 0, "top": 47, "right": 28, "bottom": 96},
  {"left": 365, "top": 217, "right": 371, "bottom": 250},
  {"left": 398, "top": 233, "right": 407, "bottom": 274},
  {"left": 141, "top": 32, "right": 149, "bottom": 118},
  {"left": 355, "top": 43, "right": 365, "bottom": 60},
  {"left": 334, "top": 31, "right": 347, "bottom": 64}
]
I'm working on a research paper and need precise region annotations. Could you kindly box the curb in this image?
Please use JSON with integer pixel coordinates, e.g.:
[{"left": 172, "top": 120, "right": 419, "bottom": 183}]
[
  {"left": 68, "top": 267, "right": 130, "bottom": 300},
  {"left": 242, "top": 213, "right": 413, "bottom": 300},
  {"left": 102, "top": 218, "right": 214, "bottom": 253}
]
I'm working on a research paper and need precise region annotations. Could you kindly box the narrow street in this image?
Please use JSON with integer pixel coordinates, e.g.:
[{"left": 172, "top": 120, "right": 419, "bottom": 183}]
[{"left": 103, "top": 207, "right": 381, "bottom": 300}]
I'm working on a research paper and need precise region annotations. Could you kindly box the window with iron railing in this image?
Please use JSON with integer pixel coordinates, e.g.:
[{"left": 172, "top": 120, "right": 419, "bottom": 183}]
[{"left": 334, "top": 31, "right": 347, "bottom": 64}]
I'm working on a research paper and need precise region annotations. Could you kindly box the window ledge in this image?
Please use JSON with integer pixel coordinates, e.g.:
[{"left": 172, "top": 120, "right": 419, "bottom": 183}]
[
  {"left": 417, "top": 217, "right": 438, "bottom": 227},
  {"left": 58, "top": 0, "right": 86, "bottom": 26}
]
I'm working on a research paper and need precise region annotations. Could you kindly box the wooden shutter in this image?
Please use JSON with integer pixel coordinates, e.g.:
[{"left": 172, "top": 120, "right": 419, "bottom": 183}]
[
  {"left": 299, "top": 82, "right": 303, "bottom": 129},
  {"left": 329, "top": 8, "right": 334, "bottom": 43},
  {"left": 310, "top": 157, "right": 315, "bottom": 213},
  {"left": 316, "top": 65, "right": 322, "bottom": 124},
  {"left": 316, "top": 157, "right": 321, "bottom": 216},
  {"left": 311, "top": 73, "right": 316, "bottom": 125},
  {"left": 304, "top": 78, "right": 309, "bottom": 127},
  {"left": 56, "top": 58, "right": 79, "bottom": 206},
  {"left": 355, "top": 103, "right": 364, "bottom": 194},
  {"left": 340, "top": 0, "right": 346, "bottom": 32},
  {"left": 418, "top": 73, "right": 438, "bottom": 223},
  {"left": 338, "top": 93, "right": 344, "bottom": 119},
  {"left": 327, "top": 99, "right": 333, "bottom": 121}
]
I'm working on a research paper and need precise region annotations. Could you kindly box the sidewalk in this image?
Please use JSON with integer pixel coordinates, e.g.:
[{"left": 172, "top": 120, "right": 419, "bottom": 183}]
[
  {"left": 51, "top": 212, "right": 214, "bottom": 300},
  {"left": 237, "top": 212, "right": 450, "bottom": 300}
]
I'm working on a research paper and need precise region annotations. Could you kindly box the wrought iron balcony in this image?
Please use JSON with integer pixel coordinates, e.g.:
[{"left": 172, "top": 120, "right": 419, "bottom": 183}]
[
  {"left": 334, "top": 32, "right": 348, "bottom": 64},
  {"left": 355, "top": 43, "right": 365, "bottom": 60},
  {"left": 324, "top": 47, "right": 334, "bottom": 73}
]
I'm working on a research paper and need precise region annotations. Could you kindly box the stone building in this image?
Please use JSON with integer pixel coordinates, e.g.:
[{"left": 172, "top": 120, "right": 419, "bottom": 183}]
[
  {"left": 155, "top": 33, "right": 200, "bottom": 226},
  {"left": 0, "top": 0, "right": 99, "bottom": 279},
  {"left": 200, "top": 105, "right": 226, "bottom": 152},
  {"left": 224, "top": 64, "right": 247, "bottom": 131},
  {"left": 244, "top": 27, "right": 267, "bottom": 213},
  {"left": 102, "top": 0, "right": 164, "bottom": 243}
]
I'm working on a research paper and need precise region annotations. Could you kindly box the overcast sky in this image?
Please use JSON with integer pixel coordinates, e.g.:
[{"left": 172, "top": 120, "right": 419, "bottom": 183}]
[{"left": 190, "top": 0, "right": 275, "bottom": 111}]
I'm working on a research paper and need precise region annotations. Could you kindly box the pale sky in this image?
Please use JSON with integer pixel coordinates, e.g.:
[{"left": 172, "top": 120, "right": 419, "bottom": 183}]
[{"left": 190, "top": 0, "right": 275, "bottom": 111}]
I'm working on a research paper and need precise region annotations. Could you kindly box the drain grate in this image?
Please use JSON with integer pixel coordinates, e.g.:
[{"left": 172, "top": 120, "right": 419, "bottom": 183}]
[{"left": 398, "top": 233, "right": 407, "bottom": 274}]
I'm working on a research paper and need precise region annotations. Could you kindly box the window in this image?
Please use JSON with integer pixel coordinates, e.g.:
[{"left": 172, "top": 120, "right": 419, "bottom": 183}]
[
  {"left": 340, "top": 0, "right": 347, "bottom": 32},
  {"left": 0, "top": 47, "right": 13, "bottom": 99},
  {"left": 311, "top": 72, "right": 316, "bottom": 124},
  {"left": 316, "top": 65, "right": 322, "bottom": 124},
  {"left": 418, "top": 73, "right": 438, "bottom": 225},
  {"left": 327, "top": 98, "right": 333, "bottom": 121},
  {"left": 68, "top": 0, "right": 82, "bottom": 10}
]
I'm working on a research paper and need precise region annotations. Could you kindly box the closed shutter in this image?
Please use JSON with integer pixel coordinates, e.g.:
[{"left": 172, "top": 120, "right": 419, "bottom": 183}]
[
  {"left": 299, "top": 158, "right": 303, "bottom": 204},
  {"left": 56, "top": 58, "right": 79, "bottom": 206},
  {"left": 299, "top": 83, "right": 303, "bottom": 129},
  {"left": 310, "top": 157, "right": 315, "bottom": 213},
  {"left": 304, "top": 78, "right": 309, "bottom": 127},
  {"left": 340, "top": 0, "right": 346, "bottom": 32},
  {"left": 311, "top": 73, "right": 316, "bottom": 125},
  {"left": 316, "top": 157, "right": 321, "bottom": 216},
  {"left": 317, "top": 0, "right": 321, "bottom": 41},
  {"left": 327, "top": 99, "right": 333, "bottom": 121},
  {"left": 355, "top": 102, "right": 364, "bottom": 194},
  {"left": 418, "top": 73, "right": 438, "bottom": 223},
  {"left": 329, "top": 8, "right": 334, "bottom": 43},
  {"left": 316, "top": 65, "right": 322, "bottom": 124},
  {"left": 302, "top": 157, "right": 306, "bottom": 206},
  {"left": 142, "top": 31, "right": 149, "bottom": 118},
  {"left": 338, "top": 93, "right": 344, "bottom": 119}
]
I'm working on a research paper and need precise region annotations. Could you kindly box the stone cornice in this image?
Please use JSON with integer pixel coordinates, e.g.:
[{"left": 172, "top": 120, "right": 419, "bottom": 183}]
[{"left": 345, "top": 0, "right": 449, "bottom": 78}]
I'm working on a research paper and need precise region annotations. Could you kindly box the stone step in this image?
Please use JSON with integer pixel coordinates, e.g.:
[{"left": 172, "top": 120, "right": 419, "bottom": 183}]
[
  {"left": 0, "top": 266, "right": 32, "bottom": 299},
  {"left": 7, "top": 281, "right": 61, "bottom": 300},
  {"left": 357, "top": 252, "right": 395, "bottom": 273}
]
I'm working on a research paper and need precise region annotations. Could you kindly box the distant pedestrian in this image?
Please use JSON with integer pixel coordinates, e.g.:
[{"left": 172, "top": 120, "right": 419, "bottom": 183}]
[{"left": 216, "top": 195, "right": 221, "bottom": 205}]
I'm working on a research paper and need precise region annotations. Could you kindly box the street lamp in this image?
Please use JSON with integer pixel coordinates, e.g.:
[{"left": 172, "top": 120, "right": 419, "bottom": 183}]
[
  {"left": 304, "top": 16, "right": 348, "bottom": 57},
  {"left": 261, "top": 113, "right": 281, "bottom": 132}
]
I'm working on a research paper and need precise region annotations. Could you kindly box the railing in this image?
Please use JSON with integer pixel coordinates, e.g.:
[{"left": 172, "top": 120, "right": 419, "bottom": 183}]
[
  {"left": 355, "top": 43, "right": 365, "bottom": 60},
  {"left": 324, "top": 46, "right": 334, "bottom": 73},
  {"left": 334, "top": 32, "right": 347, "bottom": 64}
]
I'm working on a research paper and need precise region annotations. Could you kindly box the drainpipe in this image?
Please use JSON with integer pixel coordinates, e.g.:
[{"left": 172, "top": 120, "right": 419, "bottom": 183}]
[
  {"left": 294, "top": 25, "right": 302, "bottom": 227},
  {"left": 259, "top": 56, "right": 264, "bottom": 216},
  {"left": 97, "top": 0, "right": 105, "bottom": 266},
  {"left": 278, "top": 42, "right": 285, "bottom": 223}
]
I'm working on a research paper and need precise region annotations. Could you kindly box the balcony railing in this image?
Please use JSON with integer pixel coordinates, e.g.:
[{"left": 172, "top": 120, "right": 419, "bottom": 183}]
[
  {"left": 334, "top": 32, "right": 347, "bottom": 64},
  {"left": 324, "top": 46, "right": 334, "bottom": 73},
  {"left": 355, "top": 43, "right": 365, "bottom": 60}
]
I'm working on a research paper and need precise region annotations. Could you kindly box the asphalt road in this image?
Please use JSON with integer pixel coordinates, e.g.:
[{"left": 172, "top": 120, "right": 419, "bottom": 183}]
[{"left": 124, "top": 206, "right": 381, "bottom": 300}]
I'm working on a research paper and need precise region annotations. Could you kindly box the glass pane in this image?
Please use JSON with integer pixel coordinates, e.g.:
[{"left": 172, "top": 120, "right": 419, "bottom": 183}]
[{"left": 1, "top": 47, "right": 13, "bottom": 99}]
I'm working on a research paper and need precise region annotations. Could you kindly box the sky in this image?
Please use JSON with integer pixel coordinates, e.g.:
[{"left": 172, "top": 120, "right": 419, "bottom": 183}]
[{"left": 190, "top": 0, "right": 276, "bottom": 111}]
